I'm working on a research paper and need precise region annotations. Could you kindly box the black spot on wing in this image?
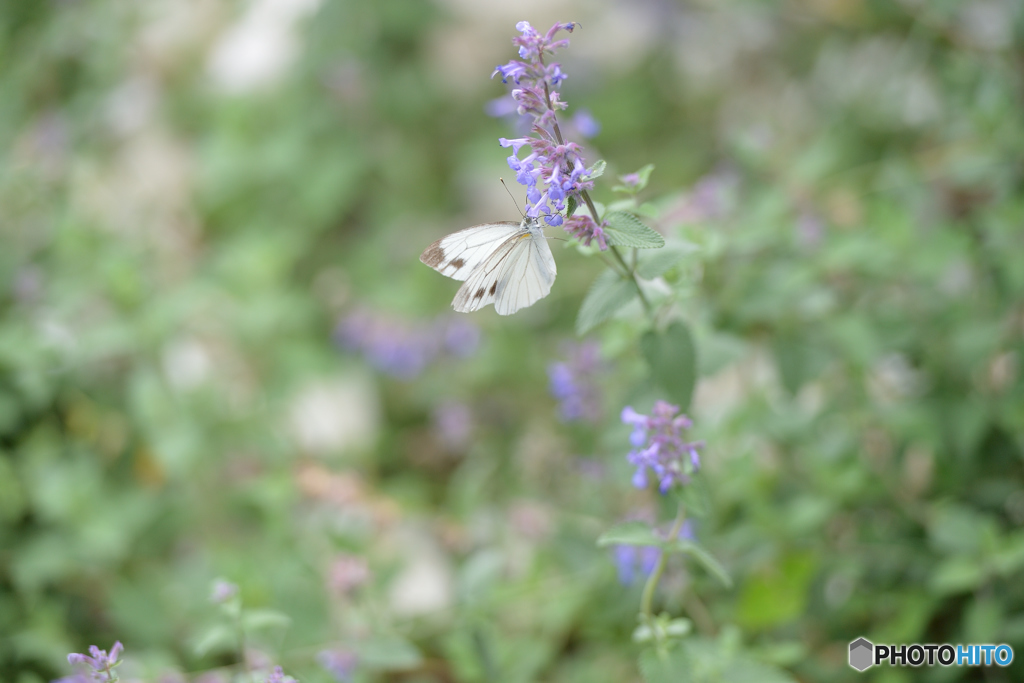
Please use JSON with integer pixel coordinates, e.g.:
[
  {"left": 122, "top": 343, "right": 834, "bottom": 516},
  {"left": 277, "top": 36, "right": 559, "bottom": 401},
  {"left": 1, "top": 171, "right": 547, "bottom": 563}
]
[{"left": 489, "top": 281, "right": 497, "bottom": 295}]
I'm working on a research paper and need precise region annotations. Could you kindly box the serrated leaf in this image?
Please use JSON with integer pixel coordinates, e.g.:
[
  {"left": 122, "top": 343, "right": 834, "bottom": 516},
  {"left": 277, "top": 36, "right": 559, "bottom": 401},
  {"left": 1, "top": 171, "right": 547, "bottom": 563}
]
[
  {"left": 637, "top": 244, "right": 698, "bottom": 280},
  {"left": 585, "top": 159, "right": 607, "bottom": 179},
  {"left": 604, "top": 211, "right": 665, "bottom": 249},
  {"left": 665, "top": 540, "right": 733, "bottom": 587},
  {"left": 566, "top": 194, "right": 578, "bottom": 218},
  {"left": 192, "top": 624, "right": 235, "bottom": 657},
  {"left": 242, "top": 608, "right": 292, "bottom": 631},
  {"left": 576, "top": 270, "right": 638, "bottom": 335},
  {"left": 640, "top": 322, "right": 697, "bottom": 410},
  {"left": 597, "top": 521, "right": 661, "bottom": 547}
]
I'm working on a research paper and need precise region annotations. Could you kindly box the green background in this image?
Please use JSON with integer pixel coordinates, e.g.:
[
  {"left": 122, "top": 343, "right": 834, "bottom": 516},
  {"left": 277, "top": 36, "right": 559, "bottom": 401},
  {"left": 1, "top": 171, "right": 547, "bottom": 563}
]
[{"left": 2, "top": 1, "right": 1023, "bottom": 682}]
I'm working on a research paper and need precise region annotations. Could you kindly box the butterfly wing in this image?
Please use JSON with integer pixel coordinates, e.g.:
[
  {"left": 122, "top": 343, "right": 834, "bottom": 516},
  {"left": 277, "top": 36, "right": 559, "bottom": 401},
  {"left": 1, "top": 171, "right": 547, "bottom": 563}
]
[
  {"left": 420, "top": 222, "right": 523, "bottom": 282},
  {"left": 493, "top": 231, "right": 557, "bottom": 316},
  {"left": 450, "top": 232, "right": 525, "bottom": 313}
]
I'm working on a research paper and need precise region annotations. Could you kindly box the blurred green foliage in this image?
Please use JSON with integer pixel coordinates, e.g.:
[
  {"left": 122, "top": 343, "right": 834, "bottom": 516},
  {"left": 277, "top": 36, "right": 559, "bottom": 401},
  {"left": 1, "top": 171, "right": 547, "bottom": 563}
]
[{"left": 2, "top": 1, "right": 1023, "bottom": 682}]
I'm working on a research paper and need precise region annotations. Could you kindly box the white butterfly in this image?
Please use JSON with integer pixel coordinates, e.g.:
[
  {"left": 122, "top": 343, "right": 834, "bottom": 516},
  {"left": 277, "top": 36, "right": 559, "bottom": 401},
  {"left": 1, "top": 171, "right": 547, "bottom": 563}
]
[{"left": 420, "top": 217, "right": 557, "bottom": 315}]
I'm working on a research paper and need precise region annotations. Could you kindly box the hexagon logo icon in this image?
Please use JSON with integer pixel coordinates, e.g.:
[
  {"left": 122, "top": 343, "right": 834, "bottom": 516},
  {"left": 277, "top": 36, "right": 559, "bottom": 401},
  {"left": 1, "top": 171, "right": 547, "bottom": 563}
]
[{"left": 849, "top": 637, "right": 874, "bottom": 671}]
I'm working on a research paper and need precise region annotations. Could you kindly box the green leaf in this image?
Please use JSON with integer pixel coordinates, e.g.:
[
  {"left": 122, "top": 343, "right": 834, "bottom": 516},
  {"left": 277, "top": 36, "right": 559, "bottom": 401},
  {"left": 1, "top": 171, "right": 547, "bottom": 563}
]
[
  {"left": 576, "top": 270, "right": 638, "bottom": 335},
  {"left": 637, "top": 243, "right": 699, "bottom": 280},
  {"left": 566, "top": 194, "right": 578, "bottom": 218},
  {"left": 585, "top": 159, "right": 607, "bottom": 180},
  {"left": 640, "top": 322, "right": 697, "bottom": 411},
  {"left": 677, "top": 476, "right": 710, "bottom": 518},
  {"left": 930, "top": 557, "right": 987, "bottom": 595},
  {"left": 242, "top": 608, "right": 292, "bottom": 632},
  {"left": 597, "top": 521, "right": 661, "bottom": 547},
  {"left": 665, "top": 540, "right": 733, "bottom": 587},
  {"left": 192, "top": 624, "right": 235, "bottom": 657},
  {"left": 359, "top": 636, "right": 423, "bottom": 670},
  {"left": 638, "top": 646, "right": 689, "bottom": 683},
  {"left": 604, "top": 211, "right": 665, "bottom": 249}
]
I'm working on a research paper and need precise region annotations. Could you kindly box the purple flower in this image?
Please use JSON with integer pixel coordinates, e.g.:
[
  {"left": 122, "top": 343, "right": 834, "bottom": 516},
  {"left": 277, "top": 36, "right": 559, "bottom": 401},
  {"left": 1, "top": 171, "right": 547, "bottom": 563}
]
[
  {"left": 619, "top": 172, "right": 641, "bottom": 188},
  {"left": 334, "top": 308, "right": 480, "bottom": 379},
  {"left": 621, "top": 401, "right": 703, "bottom": 493},
  {"left": 266, "top": 666, "right": 297, "bottom": 683},
  {"left": 440, "top": 318, "right": 480, "bottom": 357},
  {"left": 572, "top": 109, "right": 601, "bottom": 138},
  {"left": 492, "top": 22, "right": 604, "bottom": 240},
  {"left": 327, "top": 554, "right": 371, "bottom": 596},
  {"left": 433, "top": 401, "right": 473, "bottom": 449},
  {"left": 318, "top": 650, "right": 358, "bottom": 682},
  {"left": 547, "top": 341, "right": 603, "bottom": 422},
  {"left": 796, "top": 211, "right": 824, "bottom": 249},
  {"left": 612, "top": 521, "right": 697, "bottom": 585},
  {"left": 209, "top": 578, "right": 238, "bottom": 604},
  {"left": 64, "top": 642, "right": 123, "bottom": 682},
  {"left": 564, "top": 214, "right": 607, "bottom": 250},
  {"left": 612, "top": 544, "right": 660, "bottom": 585}
]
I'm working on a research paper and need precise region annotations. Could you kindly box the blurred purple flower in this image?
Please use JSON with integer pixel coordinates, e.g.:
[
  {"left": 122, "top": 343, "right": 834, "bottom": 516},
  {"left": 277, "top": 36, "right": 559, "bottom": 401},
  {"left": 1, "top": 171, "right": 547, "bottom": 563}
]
[
  {"left": 327, "top": 553, "right": 371, "bottom": 596},
  {"left": 662, "top": 169, "right": 738, "bottom": 225},
  {"left": 572, "top": 109, "right": 601, "bottom": 138},
  {"left": 209, "top": 578, "right": 238, "bottom": 604},
  {"left": 433, "top": 401, "right": 473, "bottom": 449},
  {"left": 334, "top": 308, "right": 480, "bottom": 379},
  {"left": 548, "top": 341, "right": 604, "bottom": 422},
  {"left": 318, "top": 650, "right": 358, "bottom": 682},
  {"left": 612, "top": 520, "right": 696, "bottom": 585},
  {"left": 613, "top": 544, "right": 661, "bottom": 585},
  {"left": 493, "top": 21, "right": 603, "bottom": 239},
  {"left": 63, "top": 642, "right": 123, "bottom": 683},
  {"left": 622, "top": 401, "right": 703, "bottom": 493},
  {"left": 619, "top": 172, "right": 641, "bottom": 189},
  {"left": 439, "top": 318, "right": 481, "bottom": 357},
  {"left": 796, "top": 211, "right": 824, "bottom": 249},
  {"left": 266, "top": 666, "right": 297, "bottom": 683}
]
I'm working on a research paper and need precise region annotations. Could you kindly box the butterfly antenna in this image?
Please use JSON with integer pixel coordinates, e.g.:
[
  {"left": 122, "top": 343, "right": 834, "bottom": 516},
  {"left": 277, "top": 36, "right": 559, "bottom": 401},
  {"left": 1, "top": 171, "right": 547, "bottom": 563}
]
[{"left": 499, "top": 178, "right": 526, "bottom": 218}]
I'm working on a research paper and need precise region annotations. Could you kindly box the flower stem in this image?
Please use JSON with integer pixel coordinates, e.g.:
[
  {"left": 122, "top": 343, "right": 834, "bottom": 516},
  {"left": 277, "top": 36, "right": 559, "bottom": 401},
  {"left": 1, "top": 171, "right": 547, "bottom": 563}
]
[
  {"left": 539, "top": 60, "right": 654, "bottom": 318},
  {"left": 640, "top": 503, "right": 687, "bottom": 621},
  {"left": 606, "top": 236, "right": 653, "bottom": 317}
]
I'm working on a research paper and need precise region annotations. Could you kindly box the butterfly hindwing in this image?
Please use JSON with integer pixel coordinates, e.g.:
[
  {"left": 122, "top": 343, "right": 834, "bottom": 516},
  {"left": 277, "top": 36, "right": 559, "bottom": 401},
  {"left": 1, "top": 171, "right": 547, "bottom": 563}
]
[
  {"left": 494, "top": 230, "right": 557, "bottom": 315},
  {"left": 450, "top": 232, "right": 524, "bottom": 313},
  {"left": 419, "top": 222, "right": 523, "bottom": 282}
]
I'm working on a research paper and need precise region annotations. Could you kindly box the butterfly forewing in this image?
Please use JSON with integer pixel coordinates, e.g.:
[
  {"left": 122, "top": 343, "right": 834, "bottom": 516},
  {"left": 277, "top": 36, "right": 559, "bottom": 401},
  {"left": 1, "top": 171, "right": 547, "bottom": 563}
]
[{"left": 419, "top": 222, "right": 523, "bottom": 282}]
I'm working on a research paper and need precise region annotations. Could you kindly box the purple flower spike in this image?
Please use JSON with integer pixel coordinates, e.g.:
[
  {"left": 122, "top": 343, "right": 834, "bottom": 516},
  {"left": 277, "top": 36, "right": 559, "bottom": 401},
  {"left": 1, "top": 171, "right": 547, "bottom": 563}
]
[
  {"left": 548, "top": 341, "right": 604, "bottom": 422},
  {"left": 622, "top": 402, "right": 703, "bottom": 493},
  {"left": 493, "top": 21, "right": 602, "bottom": 247},
  {"left": 334, "top": 308, "right": 481, "bottom": 379}
]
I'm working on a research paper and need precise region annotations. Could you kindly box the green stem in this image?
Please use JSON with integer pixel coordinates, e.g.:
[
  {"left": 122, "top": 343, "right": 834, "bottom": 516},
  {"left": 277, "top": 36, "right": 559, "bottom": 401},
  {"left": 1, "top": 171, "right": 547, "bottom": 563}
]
[
  {"left": 540, "top": 64, "right": 654, "bottom": 319},
  {"left": 606, "top": 237, "right": 653, "bottom": 317},
  {"left": 640, "top": 503, "right": 687, "bottom": 621}
]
